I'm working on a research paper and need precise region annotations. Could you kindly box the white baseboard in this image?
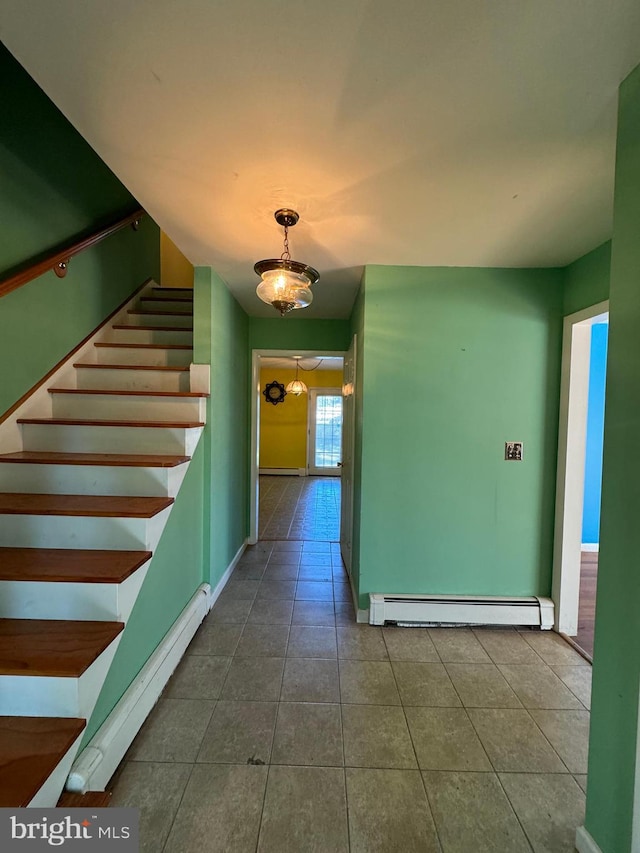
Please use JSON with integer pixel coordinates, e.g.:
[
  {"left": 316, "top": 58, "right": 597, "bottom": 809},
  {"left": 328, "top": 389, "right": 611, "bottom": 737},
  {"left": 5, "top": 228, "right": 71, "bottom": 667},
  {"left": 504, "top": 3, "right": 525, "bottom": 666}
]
[
  {"left": 581, "top": 544, "right": 600, "bottom": 553},
  {"left": 259, "top": 468, "right": 306, "bottom": 476},
  {"left": 575, "top": 826, "right": 602, "bottom": 853},
  {"left": 66, "top": 583, "right": 211, "bottom": 793},
  {"left": 208, "top": 539, "right": 247, "bottom": 609}
]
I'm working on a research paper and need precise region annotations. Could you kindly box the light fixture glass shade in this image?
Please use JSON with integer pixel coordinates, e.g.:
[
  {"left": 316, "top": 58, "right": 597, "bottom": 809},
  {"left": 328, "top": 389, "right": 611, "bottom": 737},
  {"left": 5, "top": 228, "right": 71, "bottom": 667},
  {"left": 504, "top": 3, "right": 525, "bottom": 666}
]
[
  {"left": 254, "top": 259, "right": 319, "bottom": 316},
  {"left": 286, "top": 378, "right": 308, "bottom": 396}
]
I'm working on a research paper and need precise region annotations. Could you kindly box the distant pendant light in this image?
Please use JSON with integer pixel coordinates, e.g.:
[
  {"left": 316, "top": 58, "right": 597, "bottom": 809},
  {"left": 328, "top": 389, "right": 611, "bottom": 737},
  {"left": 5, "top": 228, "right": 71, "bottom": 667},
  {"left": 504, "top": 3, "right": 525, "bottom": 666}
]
[
  {"left": 254, "top": 209, "right": 319, "bottom": 316},
  {"left": 286, "top": 357, "right": 308, "bottom": 396}
]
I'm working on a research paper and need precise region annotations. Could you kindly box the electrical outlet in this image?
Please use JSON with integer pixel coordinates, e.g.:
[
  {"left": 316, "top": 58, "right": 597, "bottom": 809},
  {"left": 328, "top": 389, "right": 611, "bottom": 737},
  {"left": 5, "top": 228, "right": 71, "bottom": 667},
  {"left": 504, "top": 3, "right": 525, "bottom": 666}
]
[{"left": 505, "top": 441, "right": 523, "bottom": 461}]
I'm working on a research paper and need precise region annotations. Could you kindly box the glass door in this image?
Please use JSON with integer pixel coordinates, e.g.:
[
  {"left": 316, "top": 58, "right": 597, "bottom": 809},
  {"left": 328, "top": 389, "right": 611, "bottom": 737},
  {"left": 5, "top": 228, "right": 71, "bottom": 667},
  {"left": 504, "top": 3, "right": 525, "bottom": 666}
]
[{"left": 308, "top": 389, "right": 343, "bottom": 476}]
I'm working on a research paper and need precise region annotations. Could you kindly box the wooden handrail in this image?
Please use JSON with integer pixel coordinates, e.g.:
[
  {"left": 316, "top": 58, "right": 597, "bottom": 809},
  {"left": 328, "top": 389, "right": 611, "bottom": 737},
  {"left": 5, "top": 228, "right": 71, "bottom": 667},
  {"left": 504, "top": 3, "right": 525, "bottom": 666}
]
[{"left": 0, "top": 207, "right": 145, "bottom": 300}]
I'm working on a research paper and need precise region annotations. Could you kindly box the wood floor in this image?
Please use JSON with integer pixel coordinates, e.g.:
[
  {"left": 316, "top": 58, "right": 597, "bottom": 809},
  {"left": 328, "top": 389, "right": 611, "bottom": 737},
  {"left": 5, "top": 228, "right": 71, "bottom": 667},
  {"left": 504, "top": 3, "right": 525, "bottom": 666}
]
[{"left": 575, "top": 552, "right": 598, "bottom": 659}]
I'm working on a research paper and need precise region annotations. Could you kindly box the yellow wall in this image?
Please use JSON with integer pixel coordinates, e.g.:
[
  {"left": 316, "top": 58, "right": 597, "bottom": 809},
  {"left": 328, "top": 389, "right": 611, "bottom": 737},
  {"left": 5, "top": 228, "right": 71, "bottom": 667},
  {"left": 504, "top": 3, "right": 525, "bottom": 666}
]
[
  {"left": 260, "top": 368, "right": 343, "bottom": 469},
  {"left": 160, "top": 232, "right": 194, "bottom": 288}
]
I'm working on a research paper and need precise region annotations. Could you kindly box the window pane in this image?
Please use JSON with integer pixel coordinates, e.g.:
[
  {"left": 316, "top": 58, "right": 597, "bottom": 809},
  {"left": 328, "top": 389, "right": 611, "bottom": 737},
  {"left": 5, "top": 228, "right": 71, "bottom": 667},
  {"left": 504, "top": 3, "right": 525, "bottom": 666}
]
[{"left": 314, "top": 395, "right": 343, "bottom": 467}]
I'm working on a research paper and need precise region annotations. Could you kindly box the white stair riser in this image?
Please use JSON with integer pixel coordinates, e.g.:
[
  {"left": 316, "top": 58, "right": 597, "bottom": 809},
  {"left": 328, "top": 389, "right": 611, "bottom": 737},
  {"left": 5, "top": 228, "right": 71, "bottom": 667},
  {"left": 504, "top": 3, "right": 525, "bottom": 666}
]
[
  {"left": 21, "top": 424, "right": 203, "bottom": 455},
  {"left": 29, "top": 733, "right": 84, "bottom": 807},
  {"left": 74, "top": 368, "right": 190, "bottom": 392},
  {"left": 0, "top": 566, "right": 149, "bottom": 621},
  {"left": 51, "top": 394, "right": 206, "bottom": 422},
  {"left": 0, "top": 639, "right": 122, "bottom": 718},
  {"left": 137, "top": 299, "right": 193, "bottom": 313},
  {"left": 0, "top": 462, "right": 187, "bottom": 497},
  {"left": 108, "top": 327, "right": 193, "bottom": 346},
  {"left": 126, "top": 312, "right": 192, "bottom": 329},
  {"left": 95, "top": 346, "right": 192, "bottom": 366},
  {"left": 0, "top": 508, "right": 171, "bottom": 550}
]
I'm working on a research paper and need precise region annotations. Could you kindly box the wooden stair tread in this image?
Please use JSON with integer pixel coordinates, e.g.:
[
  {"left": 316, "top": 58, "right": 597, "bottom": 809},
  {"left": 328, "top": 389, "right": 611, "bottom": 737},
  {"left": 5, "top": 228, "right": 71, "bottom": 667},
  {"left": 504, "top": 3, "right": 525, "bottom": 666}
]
[
  {"left": 128, "top": 310, "right": 193, "bottom": 317},
  {"left": 0, "top": 619, "right": 124, "bottom": 677},
  {"left": 151, "top": 286, "right": 193, "bottom": 293},
  {"left": 73, "top": 363, "right": 189, "bottom": 371},
  {"left": 0, "top": 493, "right": 173, "bottom": 518},
  {"left": 0, "top": 548, "right": 152, "bottom": 583},
  {"left": 0, "top": 716, "right": 86, "bottom": 807},
  {"left": 17, "top": 417, "right": 205, "bottom": 428},
  {"left": 95, "top": 342, "right": 192, "bottom": 350},
  {"left": 0, "top": 451, "right": 190, "bottom": 467},
  {"left": 58, "top": 790, "right": 111, "bottom": 808},
  {"left": 49, "top": 388, "right": 208, "bottom": 398},
  {"left": 112, "top": 324, "right": 193, "bottom": 332},
  {"left": 141, "top": 296, "right": 193, "bottom": 303}
]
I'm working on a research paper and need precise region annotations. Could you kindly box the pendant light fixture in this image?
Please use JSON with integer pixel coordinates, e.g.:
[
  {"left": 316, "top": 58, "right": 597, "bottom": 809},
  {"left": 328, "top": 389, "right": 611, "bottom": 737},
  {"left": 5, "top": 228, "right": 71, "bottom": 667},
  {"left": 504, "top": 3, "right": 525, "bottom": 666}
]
[
  {"left": 254, "top": 209, "right": 319, "bottom": 316},
  {"left": 285, "top": 357, "right": 308, "bottom": 396}
]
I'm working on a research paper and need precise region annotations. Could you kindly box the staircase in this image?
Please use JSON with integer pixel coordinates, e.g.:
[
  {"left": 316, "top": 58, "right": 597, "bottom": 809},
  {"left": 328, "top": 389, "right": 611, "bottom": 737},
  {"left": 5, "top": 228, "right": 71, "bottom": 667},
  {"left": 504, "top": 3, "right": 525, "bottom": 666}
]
[{"left": 0, "top": 282, "right": 207, "bottom": 807}]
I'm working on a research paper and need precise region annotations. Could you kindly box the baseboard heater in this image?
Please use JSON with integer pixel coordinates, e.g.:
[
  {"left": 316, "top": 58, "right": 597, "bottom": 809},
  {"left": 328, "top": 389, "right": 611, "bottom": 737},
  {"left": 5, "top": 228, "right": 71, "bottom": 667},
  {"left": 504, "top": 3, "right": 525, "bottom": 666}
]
[{"left": 369, "top": 594, "right": 554, "bottom": 629}]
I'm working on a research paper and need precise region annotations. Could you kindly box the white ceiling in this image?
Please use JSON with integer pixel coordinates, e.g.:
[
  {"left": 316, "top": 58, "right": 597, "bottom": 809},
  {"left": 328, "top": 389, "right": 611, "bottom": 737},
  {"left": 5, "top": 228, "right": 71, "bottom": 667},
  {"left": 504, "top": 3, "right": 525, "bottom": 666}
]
[
  {"left": 2, "top": 0, "right": 640, "bottom": 318},
  {"left": 261, "top": 356, "right": 344, "bottom": 372}
]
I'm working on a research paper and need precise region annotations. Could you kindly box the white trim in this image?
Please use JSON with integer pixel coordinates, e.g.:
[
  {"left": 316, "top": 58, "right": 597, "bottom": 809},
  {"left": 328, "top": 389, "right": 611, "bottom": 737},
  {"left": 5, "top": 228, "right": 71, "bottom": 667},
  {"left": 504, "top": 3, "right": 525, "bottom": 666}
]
[
  {"left": 250, "top": 349, "right": 346, "bottom": 543},
  {"left": 368, "top": 594, "right": 554, "bottom": 628},
  {"left": 259, "top": 468, "right": 305, "bottom": 476},
  {"left": 307, "top": 387, "right": 344, "bottom": 476},
  {"left": 576, "top": 826, "right": 603, "bottom": 853},
  {"left": 207, "top": 540, "right": 247, "bottom": 608},
  {"left": 553, "top": 300, "right": 608, "bottom": 635},
  {"left": 581, "top": 543, "right": 600, "bottom": 553},
  {"left": 65, "top": 583, "right": 211, "bottom": 794}
]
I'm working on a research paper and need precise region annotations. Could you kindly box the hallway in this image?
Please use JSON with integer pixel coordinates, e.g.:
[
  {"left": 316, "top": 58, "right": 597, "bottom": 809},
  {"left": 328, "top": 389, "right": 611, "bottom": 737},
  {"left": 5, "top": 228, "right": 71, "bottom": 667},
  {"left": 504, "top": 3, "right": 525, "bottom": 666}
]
[{"left": 110, "top": 479, "right": 592, "bottom": 852}]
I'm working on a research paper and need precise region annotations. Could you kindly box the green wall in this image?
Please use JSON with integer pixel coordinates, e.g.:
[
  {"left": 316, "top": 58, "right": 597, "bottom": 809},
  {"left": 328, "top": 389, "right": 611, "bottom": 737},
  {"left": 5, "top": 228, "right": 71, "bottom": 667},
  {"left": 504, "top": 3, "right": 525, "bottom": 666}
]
[
  {"left": 353, "top": 265, "right": 563, "bottom": 610},
  {"left": 584, "top": 63, "right": 640, "bottom": 853},
  {"left": 195, "top": 267, "right": 250, "bottom": 587},
  {"left": 563, "top": 240, "right": 611, "bottom": 316},
  {"left": 249, "top": 317, "right": 350, "bottom": 352},
  {"left": 348, "top": 283, "right": 366, "bottom": 604},
  {"left": 0, "top": 43, "right": 158, "bottom": 416}
]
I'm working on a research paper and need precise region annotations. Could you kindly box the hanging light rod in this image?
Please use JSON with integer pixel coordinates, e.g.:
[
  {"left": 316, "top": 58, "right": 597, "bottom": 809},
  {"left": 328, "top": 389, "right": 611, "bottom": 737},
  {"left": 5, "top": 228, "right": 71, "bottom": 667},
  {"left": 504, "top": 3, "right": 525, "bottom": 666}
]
[{"left": 254, "top": 209, "right": 320, "bottom": 317}]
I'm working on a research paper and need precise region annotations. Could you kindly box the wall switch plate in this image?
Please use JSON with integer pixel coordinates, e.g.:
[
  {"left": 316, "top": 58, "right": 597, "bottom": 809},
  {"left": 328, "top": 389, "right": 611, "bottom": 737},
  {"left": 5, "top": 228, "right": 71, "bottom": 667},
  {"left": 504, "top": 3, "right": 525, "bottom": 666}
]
[{"left": 505, "top": 441, "right": 523, "bottom": 461}]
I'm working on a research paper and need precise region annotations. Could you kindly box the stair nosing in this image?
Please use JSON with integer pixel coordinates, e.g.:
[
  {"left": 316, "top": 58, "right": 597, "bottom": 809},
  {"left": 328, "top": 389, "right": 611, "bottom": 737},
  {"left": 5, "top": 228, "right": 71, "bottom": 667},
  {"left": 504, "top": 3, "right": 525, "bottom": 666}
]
[
  {"left": 112, "top": 324, "right": 193, "bottom": 332},
  {"left": 17, "top": 418, "right": 205, "bottom": 428},
  {"left": 0, "top": 451, "right": 190, "bottom": 468},
  {"left": 72, "top": 363, "right": 189, "bottom": 371},
  {"left": 95, "top": 343, "right": 193, "bottom": 350},
  {"left": 0, "top": 548, "right": 152, "bottom": 583},
  {"left": 127, "top": 310, "right": 193, "bottom": 317},
  {"left": 48, "top": 388, "right": 208, "bottom": 398},
  {"left": 0, "top": 493, "right": 174, "bottom": 519}
]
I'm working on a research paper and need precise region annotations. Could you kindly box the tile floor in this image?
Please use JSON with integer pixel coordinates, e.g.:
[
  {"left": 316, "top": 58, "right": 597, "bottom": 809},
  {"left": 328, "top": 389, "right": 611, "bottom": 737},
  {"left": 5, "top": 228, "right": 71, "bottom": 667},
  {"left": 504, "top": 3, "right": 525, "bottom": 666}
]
[
  {"left": 109, "top": 479, "right": 592, "bottom": 852},
  {"left": 259, "top": 475, "right": 340, "bottom": 541}
]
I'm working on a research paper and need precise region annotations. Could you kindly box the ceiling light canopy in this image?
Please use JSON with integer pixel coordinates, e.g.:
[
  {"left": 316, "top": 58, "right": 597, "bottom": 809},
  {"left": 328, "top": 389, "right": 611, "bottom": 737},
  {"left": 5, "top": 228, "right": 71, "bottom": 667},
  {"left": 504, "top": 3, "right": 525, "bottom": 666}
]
[{"left": 254, "top": 209, "right": 319, "bottom": 317}]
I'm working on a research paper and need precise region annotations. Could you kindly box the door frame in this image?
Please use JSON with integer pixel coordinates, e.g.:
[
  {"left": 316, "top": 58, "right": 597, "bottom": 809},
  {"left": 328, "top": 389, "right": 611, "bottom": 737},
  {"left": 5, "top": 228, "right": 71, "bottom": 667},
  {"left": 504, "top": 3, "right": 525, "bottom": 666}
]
[
  {"left": 249, "top": 348, "right": 346, "bottom": 544},
  {"left": 552, "top": 300, "right": 608, "bottom": 634},
  {"left": 307, "top": 387, "right": 344, "bottom": 476}
]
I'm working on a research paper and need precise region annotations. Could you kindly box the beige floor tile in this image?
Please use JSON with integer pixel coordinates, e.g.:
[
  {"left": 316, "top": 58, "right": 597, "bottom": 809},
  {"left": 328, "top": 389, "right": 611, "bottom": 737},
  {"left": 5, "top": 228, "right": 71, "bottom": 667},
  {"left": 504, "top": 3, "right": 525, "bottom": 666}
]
[
  {"left": 287, "top": 625, "right": 337, "bottom": 658},
  {"left": 268, "top": 554, "right": 301, "bottom": 567},
  {"left": 280, "top": 658, "right": 340, "bottom": 702},
  {"left": 552, "top": 664, "right": 592, "bottom": 709},
  {"left": 196, "top": 700, "right": 277, "bottom": 765},
  {"left": 520, "top": 630, "right": 590, "bottom": 666},
  {"left": 346, "top": 768, "right": 440, "bottom": 852},
  {"left": 391, "top": 661, "right": 461, "bottom": 707},
  {"left": 468, "top": 708, "right": 566, "bottom": 773},
  {"left": 422, "top": 771, "right": 530, "bottom": 853},
  {"left": 530, "top": 709, "right": 590, "bottom": 773},
  {"left": 574, "top": 774, "right": 588, "bottom": 793},
  {"left": 342, "top": 704, "right": 417, "bottom": 768},
  {"left": 382, "top": 627, "right": 439, "bottom": 661},
  {"left": 164, "top": 764, "right": 267, "bottom": 853},
  {"left": 128, "top": 698, "right": 215, "bottom": 762},
  {"left": 271, "top": 702, "right": 343, "bottom": 766},
  {"left": 188, "top": 621, "right": 243, "bottom": 656},
  {"left": 247, "top": 598, "right": 294, "bottom": 625},
  {"left": 220, "top": 656, "right": 285, "bottom": 701},
  {"left": 262, "top": 564, "right": 299, "bottom": 581},
  {"left": 299, "top": 565, "right": 334, "bottom": 581},
  {"left": 110, "top": 761, "right": 192, "bottom": 853},
  {"left": 337, "top": 625, "right": 389, "bottom": 660},
  {"left": 335, "top": 603, "right": 356, "bottom": 626},
  {"left": 164, "top": 654, "right": 231, "bottom": 700},
  {"left": 500, "top": 773, "right": 586, "bottom": 853},
  {"left": 473, "top": 628, "right": 542, "bottom": 664},
  {"left": 445, "top": 663, "right": 522, "bottom": 708},
  {"left": 223, "top": 578, "right": 260, "bottom": 600},
  {"left": 296, "top": 581, "right": 334, "bottom": 601},
  {"left": 333, "top": 583, "right": 352, "bottom": 602},
  {"left": 258, "top": 765, "right": 348, "bottom": 853},
  {"left": 405, "top": 706, "right": 491, "bottom": 771},
  {"left": 235, "top": 624, "right": 290, "bottom": 657},
  {"left": 232, "top": 563, "right": 266, "bottom": 581},
  {"left": 208, "top": 597, "right": 252, "bottom": 624},
  {"left": 256, "top": 579, "right": 297, "bottom": 599},
  {"left": 499, "top": 664, "right": 583, "bottom": 709},
  {"left": 339, "top": 660, "right": 401, "bottom": 705},
  {"left": 428, "top": 628, "right": 492, "bottom": 663},
  {"left": 292, "top": 600, "right": 336, "bottom": 626}
]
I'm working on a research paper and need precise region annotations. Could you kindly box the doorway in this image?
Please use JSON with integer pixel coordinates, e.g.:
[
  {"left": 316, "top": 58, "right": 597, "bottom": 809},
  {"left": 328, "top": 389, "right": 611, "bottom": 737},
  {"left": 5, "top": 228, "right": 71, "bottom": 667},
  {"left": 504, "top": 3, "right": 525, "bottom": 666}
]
[
  {"left": 308, "top": 389, "right": 343, "bottom": 476},
  {"left": 552, "top": 301, "right": 608, "bottom": 656}
]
